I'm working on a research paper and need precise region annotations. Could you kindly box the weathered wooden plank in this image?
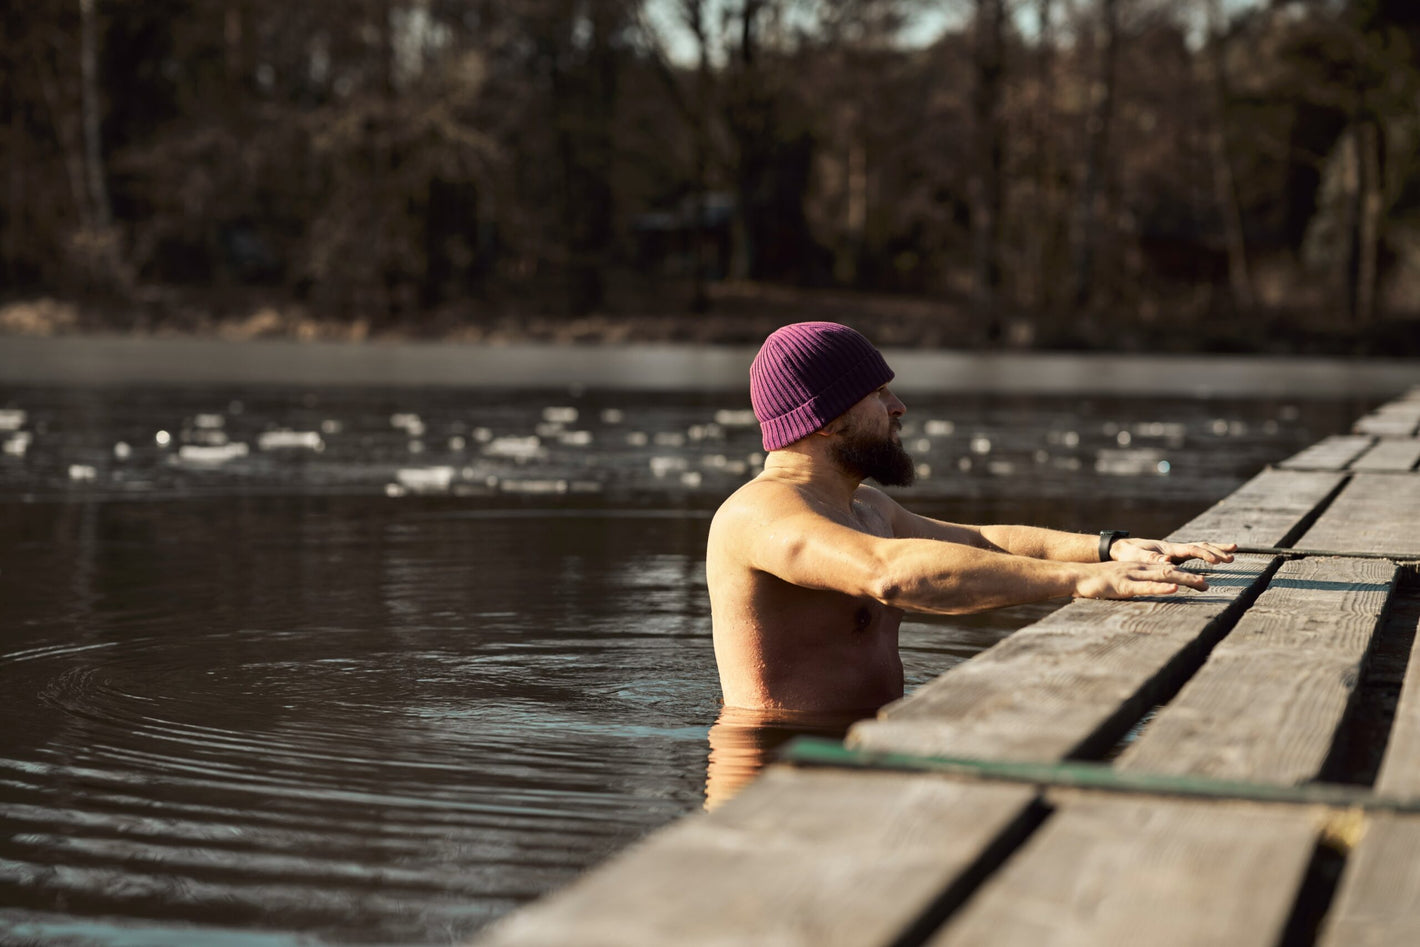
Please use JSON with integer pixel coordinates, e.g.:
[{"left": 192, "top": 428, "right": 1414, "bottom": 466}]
[
  {"left": 1317, "top": 815, "right": 1420, "bottom": 947},
  {"left": 925, "top": 797, "right": 1320, "bottom": 947},
  {"left": 1115, "top": 557, "right": 1396, "bottom": 784},
  {"left": 1298, "top": 473, "right": 1420, "bottom": 554},
  {"left": 1374, "top": 585, "right": 1420, "bottom": 797},
  {"left": 1166, "top": 468, "right": 1346, "bottom": 548},
  {"left": 1349, "top": 438, "right": 1420, "bottom": 472},
  {"left": 1277, "top": 435, "right": 1376, "bottom": 471},
  {"left": 848, "top": 556, "right": 1275, "bottom": 762},
  {"left": 1354, "top": 415, "right": 1419, "bottom": 437},
  {"left": 1316, "top": 585, "right": 1420, "bottom": 946},
  {"left": 474, "top": 766, "right": 1039, "bottom": 947}
]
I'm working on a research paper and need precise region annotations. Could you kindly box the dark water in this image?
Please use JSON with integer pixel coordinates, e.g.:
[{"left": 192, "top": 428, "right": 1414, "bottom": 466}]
[{"left": 0, "top": 382, "right": 1381, "bottom": 945}]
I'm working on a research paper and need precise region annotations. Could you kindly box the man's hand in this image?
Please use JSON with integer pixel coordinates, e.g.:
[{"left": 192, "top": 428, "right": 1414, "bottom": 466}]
[
  {"left": 1075, "top": 560, "right": 1211, "bottom": 600},
  {"left": 1111, "top": 538, "right": 1237, "bottom": 565}
]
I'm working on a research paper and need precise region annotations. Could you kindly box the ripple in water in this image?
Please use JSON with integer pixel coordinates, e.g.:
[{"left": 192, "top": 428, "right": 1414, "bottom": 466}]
[{"left": 1, "top": 498, "right": 718, "bottom": 945}]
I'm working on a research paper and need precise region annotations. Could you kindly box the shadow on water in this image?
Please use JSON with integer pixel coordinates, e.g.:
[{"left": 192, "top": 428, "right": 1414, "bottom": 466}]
[{"left": 0, "top": 379, "right": 1388, "bottom": 944}]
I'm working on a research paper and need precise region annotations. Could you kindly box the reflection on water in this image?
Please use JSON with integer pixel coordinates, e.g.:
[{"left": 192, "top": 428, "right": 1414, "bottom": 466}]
[
  {"left": 704, "top": 706, "right": 866, "bottom": 812},
  {"left": 0, "top": 381, "right": 1382, "bottom": 944}
]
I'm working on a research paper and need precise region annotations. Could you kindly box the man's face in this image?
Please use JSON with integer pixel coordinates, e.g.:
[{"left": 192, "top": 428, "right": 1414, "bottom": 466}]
[{"left": 830, "top": 387, "right": 915, "bottom": 487}]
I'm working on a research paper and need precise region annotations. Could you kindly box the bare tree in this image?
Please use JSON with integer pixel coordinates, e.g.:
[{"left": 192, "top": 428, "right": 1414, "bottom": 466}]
[
  {"left": 1070, "top": 0, "right": 1119, "bottom": 310},
  {"left": 969, "top": 0, "right": 1007, "bottom": 331},
  {"left": 1204, "top": 0, "right": 1254, "bottom": 312}
]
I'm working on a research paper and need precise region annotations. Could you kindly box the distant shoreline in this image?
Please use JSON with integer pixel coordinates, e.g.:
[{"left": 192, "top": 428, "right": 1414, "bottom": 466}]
[{"left": 1, "top": 333, "right": 1416, "bottom": 398}]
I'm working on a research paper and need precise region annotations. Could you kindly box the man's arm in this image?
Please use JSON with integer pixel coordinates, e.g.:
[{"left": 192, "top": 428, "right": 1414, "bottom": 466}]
[
  {"left": 870, "top": 486, "right": 1235, "bottom": 565},
  {"left": 720, "top": 483, "right": 1211, "bottom": 616}
]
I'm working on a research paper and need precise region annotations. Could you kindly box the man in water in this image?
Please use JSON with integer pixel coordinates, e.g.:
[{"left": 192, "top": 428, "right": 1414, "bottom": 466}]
[{"left": 706, "top": 322, "right": 1236, "bottom": 715}]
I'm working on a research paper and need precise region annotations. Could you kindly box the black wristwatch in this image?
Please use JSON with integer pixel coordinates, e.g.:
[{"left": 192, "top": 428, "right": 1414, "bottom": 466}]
[{"left": 1099, "top": 530, "right": 1130, "bottom": 562}]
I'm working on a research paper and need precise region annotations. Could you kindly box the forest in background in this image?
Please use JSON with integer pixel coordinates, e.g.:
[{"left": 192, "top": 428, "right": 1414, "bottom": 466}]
[{"left": 3, "top": 0, "right": 1420, "bottom": 353}]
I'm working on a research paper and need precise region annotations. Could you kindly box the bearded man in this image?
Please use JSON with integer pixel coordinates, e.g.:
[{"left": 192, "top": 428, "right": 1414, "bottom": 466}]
[{"left": 705, "top": 322, "right": 1236, "bottom": 714}]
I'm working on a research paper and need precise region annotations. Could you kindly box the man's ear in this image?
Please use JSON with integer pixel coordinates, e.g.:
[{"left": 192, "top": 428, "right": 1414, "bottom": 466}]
[{"left": 816, "top": 418, "right": 846, "bottom": 437}]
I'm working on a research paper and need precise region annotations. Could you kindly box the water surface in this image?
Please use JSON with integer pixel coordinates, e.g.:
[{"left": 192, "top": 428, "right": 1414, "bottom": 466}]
[{"left": 0, "top": 379, "right": 1385, "bottom": 945}]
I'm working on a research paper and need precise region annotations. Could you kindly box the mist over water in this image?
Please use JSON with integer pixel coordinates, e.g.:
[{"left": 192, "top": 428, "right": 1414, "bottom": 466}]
[{"left": 0, "top": 376, "right": 1385, "bottom": 944}]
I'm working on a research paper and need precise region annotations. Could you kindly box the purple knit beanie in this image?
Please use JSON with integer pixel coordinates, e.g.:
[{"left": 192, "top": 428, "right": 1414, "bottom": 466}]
[{"left": 750, "top": 322, "right": 895, "bottom": 451}]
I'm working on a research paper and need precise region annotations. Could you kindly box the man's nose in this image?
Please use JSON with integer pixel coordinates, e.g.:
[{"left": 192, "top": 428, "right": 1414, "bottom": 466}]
[{"left": 888, "top": 394, "right": 906, "bottom": 416}]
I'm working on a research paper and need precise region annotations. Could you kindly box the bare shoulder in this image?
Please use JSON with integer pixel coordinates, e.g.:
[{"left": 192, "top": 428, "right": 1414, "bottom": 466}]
[{"left": 710, "top": 476, "right": 813, "bottom": 538}]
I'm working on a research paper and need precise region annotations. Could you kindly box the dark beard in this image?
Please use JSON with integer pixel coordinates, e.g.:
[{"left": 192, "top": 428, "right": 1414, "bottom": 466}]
[{"left": 831, "top": 422, "right": 916, "bottom": 487}]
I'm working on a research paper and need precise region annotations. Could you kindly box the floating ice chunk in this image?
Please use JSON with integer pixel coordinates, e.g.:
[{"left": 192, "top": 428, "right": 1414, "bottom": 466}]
[
  {"left": 258, "top": 430, "right": 324, "bottom": 451},
  {"left": 68, "top": 464, "right": 97, "bottom": 481},
  {"left": 600, "top": 409, "right": 625, "bottom": 424},
  {"left": 0, "top": 409, "right": 28, "bottom": 431},
  {"left": 559, "top": 430, "right": 592, "bottom": 446},
  {"left": 543, "top": 407, "right": 579, "bottom": 424},
  {"left": 1095, "top": 448, "right": 1166, "bottom": 476},
  {"left": 688, "top": 423, "right": 723, "bottom": 442},
  {"left": 924, "top": 420, "right": 955, "bottom": 436},
  {"left": 650, "top": 456, "right": 688, "bottom": 477},
  {"left": 193, "top": 413, "right": 225, "bottom": 429},
  {"left": 501, "top": 478, "right": 568, "bottom": 495},
  {"left": 113, "top": 441, "right": 131, "bottom": 460},
  {"left": 188, "top": 428, "right": 229, "bottom": 446},
  {"left": 395, "top": 466, "right": 455, "bottom": 492},
  {"left": 714, "top": 410, "right": 757, "bottom": 427},
  {"left": 178, "top": 443, "right": 250, "bottom": 464},
  {"left": 390, "top": 413, "right": 425, "bottom": 436},
  {"left": 486, "top": 436, "right": 543, "bottom": 460}
]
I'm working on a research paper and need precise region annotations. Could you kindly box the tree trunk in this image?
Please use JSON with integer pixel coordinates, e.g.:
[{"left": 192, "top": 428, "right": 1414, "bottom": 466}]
[
  {"left": 1205, "top": 0, "right": 1253, "bottom": 313},
  {"left": 1028, "top": 0, "right": 1056, "bottom": 310},
  {"left": 683, "top": 0, "right": 712, "bottom": 312},
  {"left": 969, "top": 0, "right": 1006, "bottom": 327},
  {"left": 1356, "top": 119, "right": 1382, "bottom": 324},
  {"left": 78, "top": 0, "right": 111, "bottom": 230},
  {"left": 1070, "top": 0, "right": 1118, "bottom": 311}
]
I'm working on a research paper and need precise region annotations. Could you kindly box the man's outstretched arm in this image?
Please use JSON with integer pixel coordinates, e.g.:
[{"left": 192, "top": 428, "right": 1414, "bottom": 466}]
[{"left": 871, "top": 486, "right": 1236, "bottom": 566}]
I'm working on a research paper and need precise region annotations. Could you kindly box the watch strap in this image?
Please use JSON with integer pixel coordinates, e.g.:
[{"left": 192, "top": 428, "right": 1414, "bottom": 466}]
[{"left": 1099, "top": 530, "right": 1131, "bottom": 562}]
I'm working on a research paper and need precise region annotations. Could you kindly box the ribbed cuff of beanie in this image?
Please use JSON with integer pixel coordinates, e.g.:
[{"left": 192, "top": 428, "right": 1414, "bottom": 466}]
[{"left": 759, "top": 350, "right": 894, "bottom": 451}]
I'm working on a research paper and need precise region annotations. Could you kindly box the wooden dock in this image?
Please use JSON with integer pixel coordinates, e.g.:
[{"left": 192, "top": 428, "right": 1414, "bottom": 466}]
[{"left": 473, "top": 388, "right": 1420, "bottom": 947}]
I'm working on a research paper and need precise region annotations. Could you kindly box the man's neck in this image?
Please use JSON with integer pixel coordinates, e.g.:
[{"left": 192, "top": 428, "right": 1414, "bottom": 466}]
[{"left": 760, "top": 449, "right": 863, "bottom": 510}]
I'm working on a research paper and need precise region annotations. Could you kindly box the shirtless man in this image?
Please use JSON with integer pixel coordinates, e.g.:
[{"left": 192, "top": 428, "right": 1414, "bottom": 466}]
[{"left": 706, "top": 322, "right": 1237, "bottom": 714}]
